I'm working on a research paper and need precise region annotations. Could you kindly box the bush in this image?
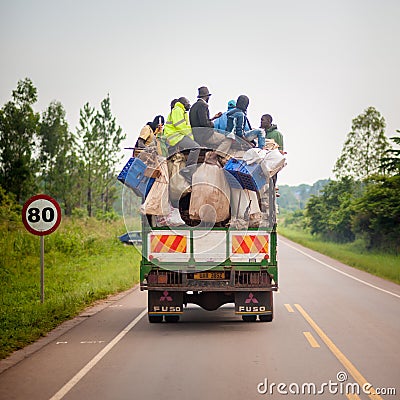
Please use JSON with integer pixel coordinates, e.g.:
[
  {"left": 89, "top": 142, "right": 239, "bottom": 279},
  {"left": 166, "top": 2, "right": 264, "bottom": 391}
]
[
  {"left": 0, "top": 186, "right": 21, "bottom": 222},
  {"left": 352, "top": 175, "right": 400, "bottom": 252}
]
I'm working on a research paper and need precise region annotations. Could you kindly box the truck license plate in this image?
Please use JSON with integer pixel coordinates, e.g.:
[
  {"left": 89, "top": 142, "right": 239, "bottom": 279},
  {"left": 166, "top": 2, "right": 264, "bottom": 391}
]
[{"left": 194, "top": 272, "right": 225, "bottom": 280}]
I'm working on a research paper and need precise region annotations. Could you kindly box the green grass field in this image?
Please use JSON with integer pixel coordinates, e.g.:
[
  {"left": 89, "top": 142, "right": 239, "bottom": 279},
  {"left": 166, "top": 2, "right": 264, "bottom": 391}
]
[
  {"left": 0, "top": 217, "right": 140, "bottom": 360},
  {"left": 278, "top": 226, "right": 400, "bottom": 285}
]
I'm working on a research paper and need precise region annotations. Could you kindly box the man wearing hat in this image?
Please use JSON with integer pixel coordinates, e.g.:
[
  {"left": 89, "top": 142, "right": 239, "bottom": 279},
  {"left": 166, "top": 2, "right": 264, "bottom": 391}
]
[
  {"left": 189, "top": 86, "right": 233, "bottom": 155},
  {"left": 189, "top": 86, "right": 221, "bottom": 129}
]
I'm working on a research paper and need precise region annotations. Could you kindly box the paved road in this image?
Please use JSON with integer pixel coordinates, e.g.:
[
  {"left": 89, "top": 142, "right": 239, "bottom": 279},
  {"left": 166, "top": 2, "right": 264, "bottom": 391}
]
[{"left": 0, "top": 237, "right": 399, "bottom": 400}]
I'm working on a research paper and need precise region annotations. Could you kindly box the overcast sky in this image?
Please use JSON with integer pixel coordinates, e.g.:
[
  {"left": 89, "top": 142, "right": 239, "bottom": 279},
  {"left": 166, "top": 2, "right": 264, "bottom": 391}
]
[{"left": 1, "top": 0, "right": 399, "bottom": 186}]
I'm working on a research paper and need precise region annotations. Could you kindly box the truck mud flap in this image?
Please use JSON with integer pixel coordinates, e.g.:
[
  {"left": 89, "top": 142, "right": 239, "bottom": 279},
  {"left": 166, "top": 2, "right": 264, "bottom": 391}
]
[
  {"left": 148, "top": 290, "right": 183, "bottom": 315},
  {"left": 235, "top": 291, "right": 272, "bottom": 315}
]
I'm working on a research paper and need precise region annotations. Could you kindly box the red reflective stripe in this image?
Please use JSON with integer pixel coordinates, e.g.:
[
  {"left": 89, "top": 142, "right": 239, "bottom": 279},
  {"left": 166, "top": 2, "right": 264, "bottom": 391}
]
[
  {"left": 232, "top": 235, "right": 269, "bottom": 254},
  {"left": 151, "top": 234, "right": 186, "bottom": 253},
  {"left": 239, "top": 236, "right": 250, "bottom": 253},
  {"left": 169, "top": 235, "right": 183, "bottom": 252}
]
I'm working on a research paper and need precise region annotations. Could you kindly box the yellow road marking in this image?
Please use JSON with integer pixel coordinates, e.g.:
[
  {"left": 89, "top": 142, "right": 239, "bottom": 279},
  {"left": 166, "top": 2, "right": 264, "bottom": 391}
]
[
  {"left": 284, "top": 303, "right": 294, "bottom": 313},
  {"left": 294, "top": 304, "right": 383, "bottom": 400},
  {"left": 303, "top": 331, "right": 320, "bottom": 348}
]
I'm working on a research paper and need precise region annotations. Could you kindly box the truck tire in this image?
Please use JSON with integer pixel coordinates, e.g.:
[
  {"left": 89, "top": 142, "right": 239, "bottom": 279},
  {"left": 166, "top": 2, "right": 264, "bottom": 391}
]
[
  {"left": 259, "top": 314, "right": 273, "bottom": 322},
  {"left": 148, "top": 315, "right": 163, "bottom": 323},
  {"left": 165, "top": 315, "right": 180, "bottom": 323},
  {"left": 242, "top": 315, "right": 257, "bottom": 322},
  {"left": 259, "top": 292, "right": 273, "bottom": 322}
]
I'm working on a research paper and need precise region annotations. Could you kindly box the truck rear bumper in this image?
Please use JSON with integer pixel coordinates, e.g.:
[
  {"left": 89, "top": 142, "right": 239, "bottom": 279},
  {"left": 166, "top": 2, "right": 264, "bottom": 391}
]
[
  {"left": 142, "top": 284, "right": 277, "bottom": 292},
  {"left": 141, "top": 269, "right": 277, "bottom": 291},
  {"left": 147, "top": 289, "right": 274, "bottom": 315}
]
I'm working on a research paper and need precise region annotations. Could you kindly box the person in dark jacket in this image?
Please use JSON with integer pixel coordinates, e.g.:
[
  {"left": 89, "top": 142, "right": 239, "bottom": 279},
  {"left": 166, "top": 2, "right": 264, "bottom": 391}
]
[
  {"left": 226, "top": 95, "right": 266, "bottom": 148},
  {"left": 189, "top": 86, "right": 220, "bottom": 130},
  {"left": 214, "top": 99, "right": 251, "bottom": 132},
  {"left": 189, "top": 86, "right": 233, "bottom": 155}
]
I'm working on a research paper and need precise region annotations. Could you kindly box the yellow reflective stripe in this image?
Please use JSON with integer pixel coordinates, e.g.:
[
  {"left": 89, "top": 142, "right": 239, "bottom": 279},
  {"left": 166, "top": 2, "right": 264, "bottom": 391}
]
[
  {"left": 165, "top": 132, "right": 194, "bottom": 146},
  {"left": 173, "top": 118, "right": 186, "bottom": 127},
  {"left": 165, "top": 132, "right": 183, "bottom": 145}
]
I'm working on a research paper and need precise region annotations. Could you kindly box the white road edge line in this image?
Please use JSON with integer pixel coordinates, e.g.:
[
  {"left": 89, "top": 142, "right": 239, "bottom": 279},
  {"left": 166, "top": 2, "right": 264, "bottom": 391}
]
[
  {"left": 49, "top": 309, "right": 147, "bottom": 400},
  {"left": 281, "top": 239, "right": 400, "bottom": 299}
]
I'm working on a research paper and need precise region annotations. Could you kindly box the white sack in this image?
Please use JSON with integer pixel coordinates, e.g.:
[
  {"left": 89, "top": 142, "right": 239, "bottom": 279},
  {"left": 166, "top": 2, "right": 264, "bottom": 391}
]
[
  {"left": 168, "top": 153, "right": 191, "bottom": 204},
  {"left": 230, "top": 188, "right": 262, "bottom": 228},
  {"left": 230, "top": 188, "right": 261, "bottom": 218},
  {"left": 189, "top": 160, "right": 230, "bottom": 223},
  {"left": 243, "top": 148, "right": 286, "bottom": 177},
  {"left": 155, "top": 206, "right": 185, "bottom": 227},
  {"left": 140, "top": 160, "right": 170, "bottom": 215}
]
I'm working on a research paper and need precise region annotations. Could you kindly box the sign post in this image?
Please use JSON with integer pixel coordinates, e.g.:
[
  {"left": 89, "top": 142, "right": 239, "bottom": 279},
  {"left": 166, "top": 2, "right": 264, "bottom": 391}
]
[{"left": 22, "top": 194, "right": 62, "bottom": 303}]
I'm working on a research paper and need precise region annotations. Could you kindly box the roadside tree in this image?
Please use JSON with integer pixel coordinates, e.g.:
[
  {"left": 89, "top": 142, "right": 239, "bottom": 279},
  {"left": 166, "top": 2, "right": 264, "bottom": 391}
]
[
  {"left": 77, "top": 102, "right": 100, "bottom": 217},
  {"left": 38, "top": 101, "right": 80, "bottom": 214},
  {"left": 94, "top": 95, "right": 125, "bottom": 213},
  {"left": 334, "top": 107, "right": 389, "bottom": 180},
  {"left": 352, "top": 175, "right": 400, "bottom": 252},
  {"left": 380, "top": 131, "right": 400, "bottom": 175},
  {"left": 306, "top": 178, "right": 360, "bottom": 243},
  {"left": 0, "top": 78, "right": 40, "bottom": 202}
]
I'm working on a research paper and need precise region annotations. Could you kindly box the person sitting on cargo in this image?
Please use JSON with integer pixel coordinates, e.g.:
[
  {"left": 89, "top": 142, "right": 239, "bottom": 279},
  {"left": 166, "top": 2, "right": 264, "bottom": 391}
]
[
  {"left": 213, "top": 99, "right": 251, "bottom": 132},
  {"left": 135, "top": 115, "right": 164, "bottom": 148},
  {"left": 261, "top": 114, "right": 285, "bottom": 189},
  {"left": 261, "top": 114, "right": 284, "bottom": 155},
  {"left": 226, "top": 95, "right": 266, "bottom": 148},
  {"left": 189, "top": 86, "right": 233, "bottom": 156},
  {"left": 163, "top": 97, "right": 201, "bottom": 183}
]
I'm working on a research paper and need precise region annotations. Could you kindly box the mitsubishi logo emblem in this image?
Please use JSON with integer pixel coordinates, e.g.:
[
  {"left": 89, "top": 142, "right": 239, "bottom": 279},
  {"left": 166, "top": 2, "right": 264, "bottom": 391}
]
[
  {"left": 245, "top": 292, "right": 259, "bottom": 304},
  {"left": 160, "top": 291, "right": 173, "bottom": 302}
]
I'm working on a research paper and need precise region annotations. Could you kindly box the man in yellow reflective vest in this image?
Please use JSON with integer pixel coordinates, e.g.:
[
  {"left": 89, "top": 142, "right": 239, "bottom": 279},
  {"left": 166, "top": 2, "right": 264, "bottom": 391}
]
[{"left": 163, "top": 97, "right": 201, "bottom": 183}]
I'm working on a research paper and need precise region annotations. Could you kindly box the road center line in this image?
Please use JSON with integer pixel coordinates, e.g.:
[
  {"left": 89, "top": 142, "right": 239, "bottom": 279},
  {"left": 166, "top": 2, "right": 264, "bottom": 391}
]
[
  {"left": 49, "top": 308, "right": 147, "bottom": 400},
  {"left": 294, "top": 304, "right": 383, "bottom": 400},
  {"left": 284, "top": 303, "right": 295, "bottom": 313},
  {"left": 281, "top": 239, "right": 400, "bottom": 299},
  {"left": 303, "top": 331, "right": 320, "bottom": 348}
]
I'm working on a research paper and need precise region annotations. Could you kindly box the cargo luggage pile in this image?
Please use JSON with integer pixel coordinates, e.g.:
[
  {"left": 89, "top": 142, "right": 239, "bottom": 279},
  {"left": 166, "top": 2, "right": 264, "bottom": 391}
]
[{"left": 118, "top": 144, "right": 286, "bottom": 229}]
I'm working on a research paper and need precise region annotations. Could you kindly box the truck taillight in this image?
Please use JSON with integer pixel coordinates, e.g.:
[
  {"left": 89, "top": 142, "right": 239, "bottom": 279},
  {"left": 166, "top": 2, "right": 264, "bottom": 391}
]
[
  {"left": 157, "top": 274, "right": 168, "bottom": 284},
  {"left": 147, "top": 273, "right": 168, "bottom": 284}
]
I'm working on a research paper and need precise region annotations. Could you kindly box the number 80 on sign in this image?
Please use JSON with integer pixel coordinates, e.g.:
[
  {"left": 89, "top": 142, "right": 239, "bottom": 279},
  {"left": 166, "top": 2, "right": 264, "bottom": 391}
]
[{"left": 22, "top": 194, "right": 61, "bottom": 236}]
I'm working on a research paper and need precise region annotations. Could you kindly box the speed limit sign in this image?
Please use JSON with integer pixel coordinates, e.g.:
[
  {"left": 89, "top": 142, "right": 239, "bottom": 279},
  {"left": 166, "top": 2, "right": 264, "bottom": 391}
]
[
  {"left": 22, "top": 194, "right": 61, "bottom": 303},
  {"left": 22, "top": 194, "right": 61, "bottom": 236}
]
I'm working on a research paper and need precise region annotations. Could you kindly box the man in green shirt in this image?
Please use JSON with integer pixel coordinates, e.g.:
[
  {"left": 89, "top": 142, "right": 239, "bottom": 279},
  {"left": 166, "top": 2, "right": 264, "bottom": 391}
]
[
  {"left": 261, "top": 114, "right": 284, "bottom": 154},
  {"left": 260, "top": 114, "right": 285, "bottom": 190}
]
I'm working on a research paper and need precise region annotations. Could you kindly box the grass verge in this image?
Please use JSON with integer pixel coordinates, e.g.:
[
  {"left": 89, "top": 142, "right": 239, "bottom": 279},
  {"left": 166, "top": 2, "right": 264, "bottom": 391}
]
[
  {"left": 0, "top": 217, "right": 140, "bottom": 360},
  {"left": 278, "top": 226, "right": 400, "bottom": 285}
]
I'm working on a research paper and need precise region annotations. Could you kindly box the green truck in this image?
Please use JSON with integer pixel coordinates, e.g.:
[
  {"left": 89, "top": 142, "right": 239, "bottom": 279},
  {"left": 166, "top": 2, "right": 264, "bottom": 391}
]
[
  {"left": 140, "top": 159, "right": 279, "bottom": 323},
  {"left": 119, "top": 143, "right": 282, "bottom": 323}
]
